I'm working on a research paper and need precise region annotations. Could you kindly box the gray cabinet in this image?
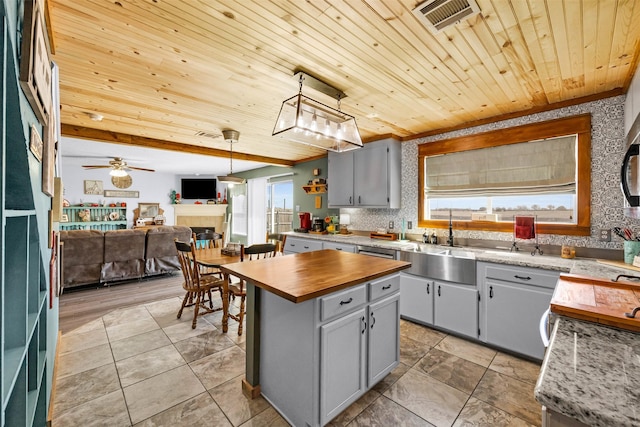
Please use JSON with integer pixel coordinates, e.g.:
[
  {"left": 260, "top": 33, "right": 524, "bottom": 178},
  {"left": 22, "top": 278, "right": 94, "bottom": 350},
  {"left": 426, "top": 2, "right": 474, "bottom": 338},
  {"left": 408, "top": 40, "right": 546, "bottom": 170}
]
[
  {"left": 368, "top": 293, "right": 400, "bottom": 385},
  {"left": 320, "top": 307, "right": 367, "bottom": 424},
  {"left": 322, "top": 241, "right": 357, "bottom": 252},
  {"left": 399, "top": 273, "right": 434, "bottom": 325},
  {"left": 284, "top": 236, "right": 323, "bottom": 254},
  {"left": 328, "top": 138, "right": 401, "bottom": 208},
  {"left": 327, "top": 151, "right": 354, "bottom": 206},
  {"left": 434, "top": 280, "right": 478, "bottom": 339},
  {"left": 478, "top": 262, "right": 558, "bottom": 360},
  {"left": 261, "top": 273, "right": 400, "bottom": 426}
]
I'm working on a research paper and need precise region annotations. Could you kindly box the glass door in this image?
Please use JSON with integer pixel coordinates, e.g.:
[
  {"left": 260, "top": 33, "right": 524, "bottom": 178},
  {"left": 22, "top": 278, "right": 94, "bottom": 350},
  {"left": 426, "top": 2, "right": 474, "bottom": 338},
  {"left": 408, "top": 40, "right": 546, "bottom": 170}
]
[{"left": 267, "top": 181, "right": 293, "bottom": 234}]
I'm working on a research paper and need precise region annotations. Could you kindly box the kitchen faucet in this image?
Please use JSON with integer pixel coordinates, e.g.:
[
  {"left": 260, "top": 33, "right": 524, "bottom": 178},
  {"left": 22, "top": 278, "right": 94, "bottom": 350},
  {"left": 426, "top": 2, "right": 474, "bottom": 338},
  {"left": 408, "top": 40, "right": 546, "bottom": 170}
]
[{"left": 447, "top": 209, "right": 454, "bottom": 247}]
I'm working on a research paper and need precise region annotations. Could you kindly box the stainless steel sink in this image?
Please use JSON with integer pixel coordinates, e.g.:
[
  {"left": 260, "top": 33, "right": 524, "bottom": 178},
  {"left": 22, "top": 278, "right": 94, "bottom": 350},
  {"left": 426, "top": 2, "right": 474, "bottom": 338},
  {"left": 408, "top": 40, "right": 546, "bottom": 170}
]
[{"left": 399, "top": 249, "right": 476, "bottom": 285}]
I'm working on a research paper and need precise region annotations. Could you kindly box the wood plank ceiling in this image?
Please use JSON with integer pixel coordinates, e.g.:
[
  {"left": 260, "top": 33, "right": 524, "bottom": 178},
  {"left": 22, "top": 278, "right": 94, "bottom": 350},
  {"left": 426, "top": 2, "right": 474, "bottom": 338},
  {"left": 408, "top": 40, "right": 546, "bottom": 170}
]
[{"left": 48, "top": 0, "right": 640, "bottom": 165}]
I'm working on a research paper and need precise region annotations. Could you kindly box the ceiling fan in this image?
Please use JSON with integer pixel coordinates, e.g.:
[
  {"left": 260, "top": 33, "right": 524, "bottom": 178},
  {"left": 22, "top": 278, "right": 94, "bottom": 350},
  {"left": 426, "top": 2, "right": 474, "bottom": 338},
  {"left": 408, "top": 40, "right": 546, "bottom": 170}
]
[{"left": 82, "top": 157, "right": 155, "bottom": 189}]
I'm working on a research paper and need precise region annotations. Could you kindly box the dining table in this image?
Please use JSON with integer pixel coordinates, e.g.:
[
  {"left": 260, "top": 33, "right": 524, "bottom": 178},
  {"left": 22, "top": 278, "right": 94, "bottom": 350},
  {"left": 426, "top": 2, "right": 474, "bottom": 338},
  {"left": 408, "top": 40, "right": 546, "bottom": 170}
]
[{"left": 194, "top": 247, "right": 242, "bottom": 332}]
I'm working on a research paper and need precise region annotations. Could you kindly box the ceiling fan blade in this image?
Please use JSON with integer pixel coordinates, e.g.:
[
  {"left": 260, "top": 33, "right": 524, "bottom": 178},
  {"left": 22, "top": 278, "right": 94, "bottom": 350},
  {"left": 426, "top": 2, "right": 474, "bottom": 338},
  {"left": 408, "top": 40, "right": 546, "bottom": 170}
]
[
  {"left": 82, "top": 165, "right": 112, "bottom": 169},
  {"left": 126, "top": 166, "right": 156, "bottom": 172}
]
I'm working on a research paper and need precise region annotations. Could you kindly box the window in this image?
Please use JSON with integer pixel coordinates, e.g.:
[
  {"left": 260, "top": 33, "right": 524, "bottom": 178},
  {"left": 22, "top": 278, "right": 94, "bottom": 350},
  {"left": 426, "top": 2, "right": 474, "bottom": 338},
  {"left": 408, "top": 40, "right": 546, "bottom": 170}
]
[
  {"left": 266, "top": 180, "right": 293, "bottom": 234},
  {"left": 418, "top": 114, "right": 591, "bottom": 235}
]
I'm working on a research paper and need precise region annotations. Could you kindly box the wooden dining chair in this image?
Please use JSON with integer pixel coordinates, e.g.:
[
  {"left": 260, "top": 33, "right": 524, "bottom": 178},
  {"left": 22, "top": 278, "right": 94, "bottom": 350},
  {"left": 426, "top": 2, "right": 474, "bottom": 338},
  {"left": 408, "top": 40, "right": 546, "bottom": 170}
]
[
  {"left": 192, "top": 232, "right": 224, "bottom": 276},
  {"left": 227, "top": 243, "right": 277, "bottom": 335},
  {"left": 265, "top": 233, "right": 287, "bottom": 255},
  {"left": 194, "top": 230, "right": 223, "bottom": 249},
  {"left": 174, "top": 238, "right": 225, "bottom": 329}
]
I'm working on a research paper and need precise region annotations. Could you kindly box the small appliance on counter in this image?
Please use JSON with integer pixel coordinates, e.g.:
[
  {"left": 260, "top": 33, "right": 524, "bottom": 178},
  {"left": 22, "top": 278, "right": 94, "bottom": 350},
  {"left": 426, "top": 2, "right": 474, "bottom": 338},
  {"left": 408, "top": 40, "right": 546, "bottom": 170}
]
[
  {"left": 311, "top": 217, "right": 327, "bottom": 234},
  {"left": 295, "top": 212, "right": 312, "bottom": 232}
]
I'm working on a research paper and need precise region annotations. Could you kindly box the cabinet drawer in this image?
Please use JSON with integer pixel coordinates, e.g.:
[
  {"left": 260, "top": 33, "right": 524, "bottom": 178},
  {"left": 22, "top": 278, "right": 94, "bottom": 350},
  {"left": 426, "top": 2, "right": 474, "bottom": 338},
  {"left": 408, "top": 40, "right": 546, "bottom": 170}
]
[
  {"left": 484, "top": 264, "right": 559, "bottom": 289},
  {"left": 323, "top": 241, "right": 357, "bottom": 252},
  {"left": 368, "top": 274, "right": 400, "bottom": 301},
  {"left": 284, "top": 237, "right": 323, "bottom": 253},
  {"left": 320, "top": 284, "right": 367, "bottom": 322}
]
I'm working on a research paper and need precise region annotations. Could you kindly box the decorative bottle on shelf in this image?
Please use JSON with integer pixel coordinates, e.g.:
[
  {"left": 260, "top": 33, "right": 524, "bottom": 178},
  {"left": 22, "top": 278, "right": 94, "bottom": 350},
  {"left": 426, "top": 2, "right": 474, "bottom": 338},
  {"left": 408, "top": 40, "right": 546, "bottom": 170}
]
[
  {"left": 217, "top": 192, "right": 221, "bottom": 203},
  {"left": 222, "top": 189, "right": 227, "bottom": 204}
]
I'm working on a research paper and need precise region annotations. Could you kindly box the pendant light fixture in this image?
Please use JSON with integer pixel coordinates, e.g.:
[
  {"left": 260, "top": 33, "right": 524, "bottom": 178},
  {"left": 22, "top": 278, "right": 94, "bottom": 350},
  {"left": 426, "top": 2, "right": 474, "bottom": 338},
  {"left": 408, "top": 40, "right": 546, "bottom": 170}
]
[
  {"left": 217, "top": 129, "right": 245, "bottom": 185},
  {"left": 272, "top": 71, "right": 363, "bottom": 152}
]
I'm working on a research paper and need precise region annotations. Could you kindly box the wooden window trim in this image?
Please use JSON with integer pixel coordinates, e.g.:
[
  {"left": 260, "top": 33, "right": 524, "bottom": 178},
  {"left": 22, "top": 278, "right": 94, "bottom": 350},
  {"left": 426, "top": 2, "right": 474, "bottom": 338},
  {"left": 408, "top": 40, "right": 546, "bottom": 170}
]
[{"left": 418, "top": 114, "right": 591, "bottom": 236}]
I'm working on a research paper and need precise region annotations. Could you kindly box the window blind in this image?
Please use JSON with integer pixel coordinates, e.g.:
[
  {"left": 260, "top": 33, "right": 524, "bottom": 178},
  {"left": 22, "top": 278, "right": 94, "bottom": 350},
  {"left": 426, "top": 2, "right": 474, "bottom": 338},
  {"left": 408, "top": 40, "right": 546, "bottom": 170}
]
[{"left": 424, "top": 135, "right": 577, "bottom": 198}]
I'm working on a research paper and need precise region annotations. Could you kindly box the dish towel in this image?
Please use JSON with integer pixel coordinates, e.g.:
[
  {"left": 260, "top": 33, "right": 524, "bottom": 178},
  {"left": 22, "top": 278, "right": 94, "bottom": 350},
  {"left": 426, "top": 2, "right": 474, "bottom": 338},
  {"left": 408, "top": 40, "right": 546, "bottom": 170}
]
[{"left": 515, "top": 216, "right": 535, "bottom": 239}]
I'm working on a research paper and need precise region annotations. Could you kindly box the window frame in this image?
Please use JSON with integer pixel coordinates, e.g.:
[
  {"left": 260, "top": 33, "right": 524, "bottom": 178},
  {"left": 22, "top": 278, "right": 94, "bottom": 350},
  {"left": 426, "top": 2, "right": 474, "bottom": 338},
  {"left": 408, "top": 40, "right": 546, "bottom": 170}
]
[{"left": 418, "top": 114, "right": 591, "bottom": 236}]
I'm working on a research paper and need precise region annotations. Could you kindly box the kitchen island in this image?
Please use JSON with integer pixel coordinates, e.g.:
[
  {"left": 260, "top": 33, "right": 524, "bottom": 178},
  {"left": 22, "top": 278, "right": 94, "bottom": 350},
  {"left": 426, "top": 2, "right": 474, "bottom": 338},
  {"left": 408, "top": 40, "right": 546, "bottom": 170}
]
[{"left": 220, "top": 249, "right": 411, "bottom": 427}]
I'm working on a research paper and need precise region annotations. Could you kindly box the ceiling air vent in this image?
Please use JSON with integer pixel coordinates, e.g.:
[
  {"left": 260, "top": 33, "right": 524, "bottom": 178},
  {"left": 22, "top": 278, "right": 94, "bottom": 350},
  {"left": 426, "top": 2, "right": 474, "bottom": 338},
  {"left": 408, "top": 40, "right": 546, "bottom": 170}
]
[
  {"left": 412, "top": 0, "right": 481, "bottom": 33},
  {"left": 195, "top": 131, "right": 221, "bottom": 139}
]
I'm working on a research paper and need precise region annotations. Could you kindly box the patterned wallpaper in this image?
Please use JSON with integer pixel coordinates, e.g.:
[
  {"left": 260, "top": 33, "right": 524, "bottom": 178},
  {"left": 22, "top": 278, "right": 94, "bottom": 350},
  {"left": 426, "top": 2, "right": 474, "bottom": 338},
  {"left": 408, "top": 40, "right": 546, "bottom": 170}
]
[{"left": 344, "top": 95, "right": 636, "bottom": 250}]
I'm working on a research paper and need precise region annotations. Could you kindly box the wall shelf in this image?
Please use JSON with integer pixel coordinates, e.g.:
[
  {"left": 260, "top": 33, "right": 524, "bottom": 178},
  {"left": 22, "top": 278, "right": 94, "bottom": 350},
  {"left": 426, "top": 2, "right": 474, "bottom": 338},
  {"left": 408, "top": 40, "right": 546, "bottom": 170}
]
[
  {"left": 60, "top": 206, "right": 127, "bottom": 231},
  {"left": 302, "top": 184, "right": 327, "bottom": 194}
]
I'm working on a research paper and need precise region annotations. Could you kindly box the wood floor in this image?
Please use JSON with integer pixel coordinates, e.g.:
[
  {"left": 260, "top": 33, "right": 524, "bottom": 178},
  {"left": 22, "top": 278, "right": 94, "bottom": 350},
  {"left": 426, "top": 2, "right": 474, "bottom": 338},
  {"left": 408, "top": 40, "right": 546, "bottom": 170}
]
[{"left": 58, "top": 273, "right": 185, "bottom": 334}]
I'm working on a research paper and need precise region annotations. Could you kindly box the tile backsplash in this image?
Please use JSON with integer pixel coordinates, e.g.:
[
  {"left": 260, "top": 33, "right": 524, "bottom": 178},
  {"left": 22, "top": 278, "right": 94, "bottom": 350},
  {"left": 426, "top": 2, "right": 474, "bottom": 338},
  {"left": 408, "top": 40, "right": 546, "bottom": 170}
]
[{"left": 344, "top": 95, "right": 633, "bottom": 250}]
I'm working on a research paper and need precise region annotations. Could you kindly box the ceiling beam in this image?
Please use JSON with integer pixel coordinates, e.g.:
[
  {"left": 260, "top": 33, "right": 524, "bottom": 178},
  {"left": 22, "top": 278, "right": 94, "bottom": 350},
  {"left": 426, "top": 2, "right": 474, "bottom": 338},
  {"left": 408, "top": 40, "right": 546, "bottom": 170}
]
[{"left": 61, "top": 124, "right": 295, "bottom": 167}]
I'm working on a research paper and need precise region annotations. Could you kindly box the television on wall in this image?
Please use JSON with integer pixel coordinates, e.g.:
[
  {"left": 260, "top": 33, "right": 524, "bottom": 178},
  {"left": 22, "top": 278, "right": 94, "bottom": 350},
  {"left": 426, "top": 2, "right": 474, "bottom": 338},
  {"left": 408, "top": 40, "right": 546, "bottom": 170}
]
[{"left": 181, "top": 178, "right": 217, "bottom": 200}]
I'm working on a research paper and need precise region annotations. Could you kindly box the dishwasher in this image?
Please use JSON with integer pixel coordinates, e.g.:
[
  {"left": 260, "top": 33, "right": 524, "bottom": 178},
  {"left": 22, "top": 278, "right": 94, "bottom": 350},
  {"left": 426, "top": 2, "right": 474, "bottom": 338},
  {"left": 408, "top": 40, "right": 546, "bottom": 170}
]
[{"left": 357, "top": 245, "right": 397, "bottom": 259}]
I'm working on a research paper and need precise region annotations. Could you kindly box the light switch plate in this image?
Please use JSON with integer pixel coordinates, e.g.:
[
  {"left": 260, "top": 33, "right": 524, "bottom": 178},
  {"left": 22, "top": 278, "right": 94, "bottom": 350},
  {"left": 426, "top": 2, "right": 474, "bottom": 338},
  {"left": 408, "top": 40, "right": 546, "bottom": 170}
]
[
  {"left": 389, "top": 221, "right": 394, "bottom": 229},
  {"left": 408, "top": 221, "right": 412, "bottom": 229}
]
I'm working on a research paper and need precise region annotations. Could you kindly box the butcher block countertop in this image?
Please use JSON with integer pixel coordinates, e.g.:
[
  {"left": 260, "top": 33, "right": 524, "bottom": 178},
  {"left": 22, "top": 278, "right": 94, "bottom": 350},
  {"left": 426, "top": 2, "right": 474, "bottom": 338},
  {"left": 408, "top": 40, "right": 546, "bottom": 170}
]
[
  {"left": 219, "top": 249, "right": 411, "bottom": 303},
  {"left": 551, "top": 274, "right": 640, "bottom": 332}
]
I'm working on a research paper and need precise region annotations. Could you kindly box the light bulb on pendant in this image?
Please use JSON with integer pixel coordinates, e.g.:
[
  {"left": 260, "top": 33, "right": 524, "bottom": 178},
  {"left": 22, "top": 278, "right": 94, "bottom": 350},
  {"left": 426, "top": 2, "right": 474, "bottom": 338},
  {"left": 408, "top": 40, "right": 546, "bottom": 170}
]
[
  {"left": 336, "top": 122, "right": 343, "bottom": 139},
  {"left": 296, "top": 110, "right": 304, "bottom": 128},
  {"left": 310, "top": 111, "right": 317, "bottom": 131},
  {"left": 324, "top": 118, "right": 331, "bottom": 136}
]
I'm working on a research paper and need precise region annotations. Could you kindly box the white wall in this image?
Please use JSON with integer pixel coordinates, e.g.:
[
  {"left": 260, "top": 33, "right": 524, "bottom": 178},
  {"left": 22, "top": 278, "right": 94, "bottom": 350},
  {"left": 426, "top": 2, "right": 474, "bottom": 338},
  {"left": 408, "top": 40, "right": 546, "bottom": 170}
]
[{"left": 60, "top": 160, "right": 181, "bottom": 228}]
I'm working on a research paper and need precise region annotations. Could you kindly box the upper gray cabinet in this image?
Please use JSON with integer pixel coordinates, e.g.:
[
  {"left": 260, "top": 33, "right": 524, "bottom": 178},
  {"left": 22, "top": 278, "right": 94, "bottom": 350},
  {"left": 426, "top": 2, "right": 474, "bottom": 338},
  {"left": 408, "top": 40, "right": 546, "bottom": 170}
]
[{"left": 328, "top": 138, "right": 401, "bottom": 208}]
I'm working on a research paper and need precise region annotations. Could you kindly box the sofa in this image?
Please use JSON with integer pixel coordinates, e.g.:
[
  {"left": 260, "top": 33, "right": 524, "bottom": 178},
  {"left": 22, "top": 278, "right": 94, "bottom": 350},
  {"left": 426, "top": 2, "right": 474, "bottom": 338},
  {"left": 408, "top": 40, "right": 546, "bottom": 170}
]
[{"left": 60, "top": 225, "right": 192, "bottom": 289}]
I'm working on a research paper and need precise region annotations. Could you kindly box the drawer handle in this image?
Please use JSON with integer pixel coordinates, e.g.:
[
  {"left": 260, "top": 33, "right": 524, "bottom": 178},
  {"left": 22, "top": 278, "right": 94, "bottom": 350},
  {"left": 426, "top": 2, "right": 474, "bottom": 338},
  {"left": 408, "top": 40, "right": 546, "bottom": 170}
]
[
  {"left": 514, "top": 275, "right": 531, "bottom": 281},
  {"left": 489, "top": 286, "right": 493, "bottom": 298},
  {"left": 361, "top": 316, "right": 366, "bottom": 334},
  {"left": 349, "top": 196, "right": 352, "bottom": 204},
  {"left": 303, "top": 246, "right": 310, "bottom": 249},
  {"left": 339, "top": 297, "right": 353, "bottom": 305},
  {"left": 437, "top": 285, "right": 441, "bottom": 297},
  {"left": 382, "top": 284, "right": 391, "bottom": 290},
  {"left": 427, "top": 283, "right": 430, "bottom": 294},
  {"left": 358, "top": 195, "right": 362, "bottom": 204},
  {"left": 370, "top": 312, "right": 376, "bottom": 329},
  {"left": 336, "top": 248, "right": 342, "bottom": 251}
]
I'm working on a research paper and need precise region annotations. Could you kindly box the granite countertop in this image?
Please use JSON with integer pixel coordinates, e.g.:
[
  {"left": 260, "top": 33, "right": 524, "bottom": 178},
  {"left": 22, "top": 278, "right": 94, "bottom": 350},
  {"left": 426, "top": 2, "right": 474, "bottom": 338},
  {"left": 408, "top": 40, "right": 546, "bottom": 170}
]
[
  {"left": 286, "top": 232, "right": 637, "bottom": 280},
  {"left": 534, "top": 316, "right": 640, "bottom": 426}
]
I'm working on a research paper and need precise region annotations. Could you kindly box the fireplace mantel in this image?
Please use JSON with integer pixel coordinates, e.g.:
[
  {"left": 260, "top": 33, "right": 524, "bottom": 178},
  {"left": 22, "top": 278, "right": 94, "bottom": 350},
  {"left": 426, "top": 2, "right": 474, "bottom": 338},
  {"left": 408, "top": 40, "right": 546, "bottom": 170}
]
[{"left": 172, "top": 204, "right": 228, "bottom": 233}]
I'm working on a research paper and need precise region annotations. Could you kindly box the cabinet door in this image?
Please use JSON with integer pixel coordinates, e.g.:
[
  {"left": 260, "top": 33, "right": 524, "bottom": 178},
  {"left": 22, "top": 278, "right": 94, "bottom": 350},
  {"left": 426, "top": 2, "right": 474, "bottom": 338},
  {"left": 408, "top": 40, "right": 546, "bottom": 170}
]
[
  {"left": 327, "top": 151, "right": 354, "bottom": 207},
  {"left": 434, "top": 281, "right": 478, "bottom": 338},
  {"left": 284, "top": 237, "right": 322, "bottom": 254},
  {"left": 354, "top": 144, "right": 388, "bottom": 207},
  {"left": 484, "top": 280, "right": 553, "bottom": 359},
  {"left": 322, "top": 241, "right": 357, "bottom": 252},
  {"left": 320, "top": 308, "right": 367, "bottom": 425},
  {"left": 368, "top": 294, "right": 400, "bottom": 386},
  {"left": 400, "top": 274, "right": 434, "bottom": 325}
]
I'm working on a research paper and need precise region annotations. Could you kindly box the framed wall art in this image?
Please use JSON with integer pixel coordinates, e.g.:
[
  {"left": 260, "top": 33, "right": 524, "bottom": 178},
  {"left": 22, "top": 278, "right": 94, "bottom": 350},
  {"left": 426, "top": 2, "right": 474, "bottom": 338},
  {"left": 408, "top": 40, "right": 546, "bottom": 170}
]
[
  {"left": 29, "top": 124, "right": 43, "bottom": 161},
  {"left": 84, "top": 179, "right": 103, "bottom": 195},
  {"left": 104, "top": 190, "right": 139, "bottom": 198},
  {"left": 19, "top": 0, "right": 52, "bottom": 125}
]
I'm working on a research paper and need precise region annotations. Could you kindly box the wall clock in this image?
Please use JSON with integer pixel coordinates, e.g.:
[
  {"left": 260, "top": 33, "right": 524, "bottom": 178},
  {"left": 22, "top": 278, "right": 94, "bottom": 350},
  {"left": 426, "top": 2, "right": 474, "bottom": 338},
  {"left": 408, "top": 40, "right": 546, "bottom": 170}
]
[{"left": 111, "top": 174, "right": 132, "bottom": 189}]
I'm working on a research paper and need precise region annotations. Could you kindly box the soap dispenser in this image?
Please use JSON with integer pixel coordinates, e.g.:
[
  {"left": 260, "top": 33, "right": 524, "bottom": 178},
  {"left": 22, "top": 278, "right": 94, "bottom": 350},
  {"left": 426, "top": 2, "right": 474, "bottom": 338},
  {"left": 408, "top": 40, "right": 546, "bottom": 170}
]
[
  {"left": 430, "top": 233, "right": 438, "bottom": 245},
  {"left": 422, "top": 231, "right": 429, "bottom": 244}
]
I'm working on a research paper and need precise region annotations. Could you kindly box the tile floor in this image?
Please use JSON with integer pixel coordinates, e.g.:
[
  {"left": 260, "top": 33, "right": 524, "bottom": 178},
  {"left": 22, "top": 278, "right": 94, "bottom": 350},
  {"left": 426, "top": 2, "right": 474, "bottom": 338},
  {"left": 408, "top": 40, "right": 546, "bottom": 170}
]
[{"left": 52, "top": 294, "right": 543, "bottom": 426}]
